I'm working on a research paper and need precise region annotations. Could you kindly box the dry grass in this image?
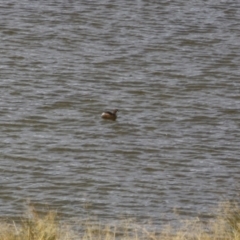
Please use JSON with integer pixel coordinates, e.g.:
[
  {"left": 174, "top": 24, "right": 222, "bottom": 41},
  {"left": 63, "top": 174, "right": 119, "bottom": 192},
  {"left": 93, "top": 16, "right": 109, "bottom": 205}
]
[
  {"left": 0, "top": 202, "right": 239, "bottom": 240},
  {"left": 0, "top": 208, "right": 73, "bottom": 240}
]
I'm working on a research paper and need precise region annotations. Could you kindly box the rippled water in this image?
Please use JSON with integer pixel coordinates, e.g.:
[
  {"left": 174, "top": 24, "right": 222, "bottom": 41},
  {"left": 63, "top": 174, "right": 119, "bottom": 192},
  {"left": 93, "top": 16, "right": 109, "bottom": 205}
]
[{"left": 0, "top": 0, "right": 240, "bottom": 226}]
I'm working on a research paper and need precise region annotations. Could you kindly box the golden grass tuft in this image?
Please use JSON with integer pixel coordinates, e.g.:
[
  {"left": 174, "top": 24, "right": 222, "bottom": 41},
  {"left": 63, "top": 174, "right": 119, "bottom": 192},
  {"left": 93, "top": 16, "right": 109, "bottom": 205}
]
[
  {"left": 0, "top": 201, "right": 239, "bottom": 240},
  {"left": 0, "top": 208, "right": 73, "bottom": 240}
]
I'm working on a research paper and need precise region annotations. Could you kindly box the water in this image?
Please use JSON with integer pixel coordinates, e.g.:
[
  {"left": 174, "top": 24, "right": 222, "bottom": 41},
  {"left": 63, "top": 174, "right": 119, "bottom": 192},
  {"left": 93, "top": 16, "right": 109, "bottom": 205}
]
[{"left": 0, "top": 0, "right": 240, "bottom": 226}]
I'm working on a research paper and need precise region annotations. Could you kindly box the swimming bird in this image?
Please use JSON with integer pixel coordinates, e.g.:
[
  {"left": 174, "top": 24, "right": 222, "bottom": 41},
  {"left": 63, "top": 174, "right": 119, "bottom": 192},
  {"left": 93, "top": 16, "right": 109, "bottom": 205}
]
[{"left": 101, "top": 109, "right": 118, "bottom": 121}]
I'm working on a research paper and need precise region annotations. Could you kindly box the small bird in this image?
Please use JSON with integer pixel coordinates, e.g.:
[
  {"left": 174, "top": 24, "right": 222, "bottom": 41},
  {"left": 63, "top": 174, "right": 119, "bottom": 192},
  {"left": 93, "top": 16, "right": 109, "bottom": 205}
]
[{"left": 101, "top": 109, "right": 118, "bottom": 121}]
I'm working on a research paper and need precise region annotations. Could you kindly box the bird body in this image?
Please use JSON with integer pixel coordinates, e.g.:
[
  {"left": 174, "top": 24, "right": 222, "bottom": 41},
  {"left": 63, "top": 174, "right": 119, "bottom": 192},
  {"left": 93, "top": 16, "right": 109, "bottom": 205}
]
[{"left": 101, "top": 109, "right": 118, "bottom": 120}]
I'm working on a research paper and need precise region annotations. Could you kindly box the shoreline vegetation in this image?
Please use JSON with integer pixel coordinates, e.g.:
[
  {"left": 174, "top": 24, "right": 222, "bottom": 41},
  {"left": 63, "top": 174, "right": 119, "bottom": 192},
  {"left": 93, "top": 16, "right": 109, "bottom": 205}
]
[{"left": 0, "top": 202, "right": 239, "bottom": 240}]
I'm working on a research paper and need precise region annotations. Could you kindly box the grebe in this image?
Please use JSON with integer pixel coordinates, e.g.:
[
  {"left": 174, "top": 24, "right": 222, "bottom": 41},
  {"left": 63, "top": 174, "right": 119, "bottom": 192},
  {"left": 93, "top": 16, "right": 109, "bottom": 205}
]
[{"left": 101, "top": 109, "right": 118, "bottom": 120}]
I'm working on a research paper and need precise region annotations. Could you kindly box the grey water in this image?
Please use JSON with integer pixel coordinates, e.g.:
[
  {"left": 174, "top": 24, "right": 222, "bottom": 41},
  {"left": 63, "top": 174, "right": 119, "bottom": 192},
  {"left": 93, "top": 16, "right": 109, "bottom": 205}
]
[{"left": 0, "top": 0, "right": 240, "bottom": 226}]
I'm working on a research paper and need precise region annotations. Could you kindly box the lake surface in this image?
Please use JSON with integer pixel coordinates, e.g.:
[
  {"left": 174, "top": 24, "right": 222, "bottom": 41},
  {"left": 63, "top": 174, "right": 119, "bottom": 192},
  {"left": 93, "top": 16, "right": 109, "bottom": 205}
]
[{"left": 0, "top": 0, "right": 240, "bottom": 226}]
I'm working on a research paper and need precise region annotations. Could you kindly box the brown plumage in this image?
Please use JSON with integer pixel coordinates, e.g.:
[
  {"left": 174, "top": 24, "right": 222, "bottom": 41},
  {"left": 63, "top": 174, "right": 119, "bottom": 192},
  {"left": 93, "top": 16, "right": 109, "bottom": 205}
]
[{"left": 101, "top": 109, "right": 118, "bottom": 121}]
